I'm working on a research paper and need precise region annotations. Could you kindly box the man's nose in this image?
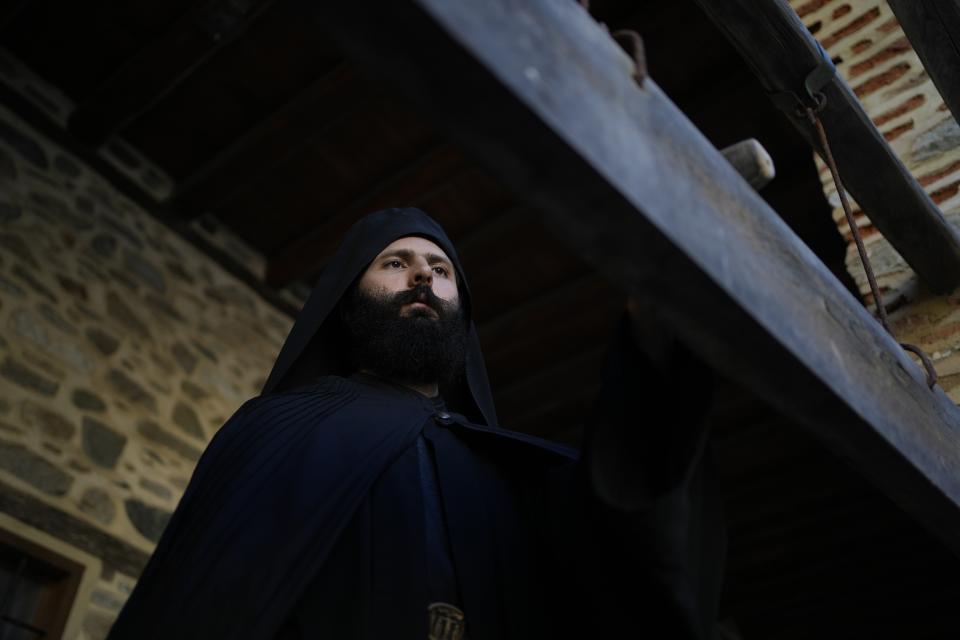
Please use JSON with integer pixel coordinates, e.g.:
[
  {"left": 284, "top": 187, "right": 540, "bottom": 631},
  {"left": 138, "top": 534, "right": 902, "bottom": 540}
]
[{"left": 410, "top": 262, "right": 433, "bottom": 286}]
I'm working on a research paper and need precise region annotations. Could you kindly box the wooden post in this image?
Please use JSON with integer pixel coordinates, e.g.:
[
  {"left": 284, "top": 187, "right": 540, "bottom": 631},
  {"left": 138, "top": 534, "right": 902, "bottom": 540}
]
[
  {"left": 693, "top": 0, "right": 960, "bottom": 294},
  {"left": 720, "top": 139, "right": 775, "bottom": 190},
  {"left": 887, "top": 1, "right": 960, "bottom": 132},
  {"left": 305, "top": 0, "right": 960, "bottom": 553}
]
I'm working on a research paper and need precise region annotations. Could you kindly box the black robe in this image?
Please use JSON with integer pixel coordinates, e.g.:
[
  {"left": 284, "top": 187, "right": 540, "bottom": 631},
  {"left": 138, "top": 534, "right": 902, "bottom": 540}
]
[{"left": 107, "top": 208, "right": 724, "bottom": 639}]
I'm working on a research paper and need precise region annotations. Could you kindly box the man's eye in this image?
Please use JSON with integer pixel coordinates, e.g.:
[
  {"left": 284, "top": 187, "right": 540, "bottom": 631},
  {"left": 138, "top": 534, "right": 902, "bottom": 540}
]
[
  {"left": 387, "top": 259, "right": 403, "bottom": 268},
  {"left": 433, "top": 266, "right": 449, "bottom": 276}
]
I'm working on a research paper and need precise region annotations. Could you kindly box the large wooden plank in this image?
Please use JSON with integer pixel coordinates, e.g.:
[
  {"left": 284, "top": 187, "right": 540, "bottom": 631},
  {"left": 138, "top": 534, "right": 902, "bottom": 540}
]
[
  {"left": 887, "top": 1, "right": 960, "bottom": 132},
  {"left": 693, "top": 0, "right": 960, "bottom": 294},
  {"left": 67, "top": 0, "right": 276, "bottom": 147},
  {"left": 307, "top": 0, "right": 960, "bottom": 552}
]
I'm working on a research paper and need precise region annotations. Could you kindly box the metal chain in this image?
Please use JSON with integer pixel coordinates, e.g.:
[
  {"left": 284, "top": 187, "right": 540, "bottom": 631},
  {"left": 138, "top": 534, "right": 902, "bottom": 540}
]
[{"left": 803, "top": 104, "right": 938, "bottom": 389}]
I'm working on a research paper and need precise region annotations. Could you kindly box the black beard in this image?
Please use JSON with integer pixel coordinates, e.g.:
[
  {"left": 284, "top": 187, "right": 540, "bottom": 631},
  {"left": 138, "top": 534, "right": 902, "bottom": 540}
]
[{"left": 341, "top": 283, "right": 467, "bottom": 388}]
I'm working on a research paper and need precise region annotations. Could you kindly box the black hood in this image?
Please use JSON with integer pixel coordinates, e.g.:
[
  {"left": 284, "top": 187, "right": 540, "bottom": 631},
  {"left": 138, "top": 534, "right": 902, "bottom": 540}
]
[{"left": 261, "top": 207, "right": 497, "bottom": 427}]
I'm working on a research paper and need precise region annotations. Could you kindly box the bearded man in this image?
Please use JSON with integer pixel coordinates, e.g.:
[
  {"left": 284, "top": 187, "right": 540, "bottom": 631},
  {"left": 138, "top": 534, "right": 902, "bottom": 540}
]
[{"left": 108, "top": 208, "right": 724, "bottom": 640}]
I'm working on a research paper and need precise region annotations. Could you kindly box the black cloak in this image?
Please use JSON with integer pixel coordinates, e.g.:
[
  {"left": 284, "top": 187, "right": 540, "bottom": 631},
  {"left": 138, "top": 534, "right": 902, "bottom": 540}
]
[{"left": 108, "top": 208, "right": 724, "bottom": 639}]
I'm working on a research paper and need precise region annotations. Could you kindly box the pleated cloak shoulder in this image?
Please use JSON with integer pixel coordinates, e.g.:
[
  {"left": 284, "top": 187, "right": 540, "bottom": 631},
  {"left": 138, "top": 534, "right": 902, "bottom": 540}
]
[
  {"left": 108, "top": 374, "right": 577, "bottom": 640},
  {"left": 108, "top": 377, "right": 424, "bottom": 639}
]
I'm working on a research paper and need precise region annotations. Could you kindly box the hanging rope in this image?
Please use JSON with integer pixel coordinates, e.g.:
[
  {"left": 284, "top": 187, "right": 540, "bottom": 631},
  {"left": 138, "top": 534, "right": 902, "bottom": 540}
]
[{"left": 802, "top": 102, "right": 938, "bottom": 389}]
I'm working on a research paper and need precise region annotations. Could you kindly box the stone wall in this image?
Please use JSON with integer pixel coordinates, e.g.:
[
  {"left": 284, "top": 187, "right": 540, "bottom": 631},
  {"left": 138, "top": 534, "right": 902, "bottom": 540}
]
[
  {"left": 4, "top": 4, "right": 960, "bottom": 636},
  {"left": 0, "top": 103, "right": 292, "bottom": 638},
  {"left": 789, "top": 0, "right": 960, "bottom": 402}
]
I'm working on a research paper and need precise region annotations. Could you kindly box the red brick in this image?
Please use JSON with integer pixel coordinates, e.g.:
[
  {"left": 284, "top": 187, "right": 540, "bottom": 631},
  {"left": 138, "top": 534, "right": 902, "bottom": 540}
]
[
  {"left": 918, "top": 160, "right": 960, "bottom": 187},
  {"left": 833, "top": 4, "right": 852, "bottom": 19},
  {"left": 853, "top": 62, "right": 911, "bottom": 98},
  {"left": 930, "top": 180, "right": 960, "bottom": 205},
  {"left": 796, "top": 0, "right": 836, "bottom": 19},
  {"left": 822, "top": 7, "right": 881, "bottom": 48},
  {"left": 882, "top": 120, "right": 914, "bottom": 141},
  {"left": 878, "top": 16, "right": 900, "bottom": 33},
  {"left": 873, "top": 94, "right": 925, "bottom": 127},
  {"left": 849, "top": 37, "right": 911, "bottom": 77}
]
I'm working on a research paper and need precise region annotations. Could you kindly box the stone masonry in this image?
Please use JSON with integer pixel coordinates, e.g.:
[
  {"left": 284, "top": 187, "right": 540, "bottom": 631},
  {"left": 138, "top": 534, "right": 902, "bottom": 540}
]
[
  {"left": 789, "top": 0, "right": 960, "bottom": 402},
  {"left": 0, "top": 103, "right": 292, "bottom": 638}
]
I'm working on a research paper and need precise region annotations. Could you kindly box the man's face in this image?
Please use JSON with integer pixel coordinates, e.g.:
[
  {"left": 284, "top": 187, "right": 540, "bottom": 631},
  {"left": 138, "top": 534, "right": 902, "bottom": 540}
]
[
  {"left": 343, "top": 235, "right": 466, "bottom": 387},
  {"left": 357, "top": 236, "right": 459, "bottom": 318}
]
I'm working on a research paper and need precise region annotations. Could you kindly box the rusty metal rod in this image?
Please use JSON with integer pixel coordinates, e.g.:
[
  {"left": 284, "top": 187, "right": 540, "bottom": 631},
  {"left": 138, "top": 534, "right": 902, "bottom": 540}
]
[{"left": 806, "top": 105, "right": 938, "bottom": 389}]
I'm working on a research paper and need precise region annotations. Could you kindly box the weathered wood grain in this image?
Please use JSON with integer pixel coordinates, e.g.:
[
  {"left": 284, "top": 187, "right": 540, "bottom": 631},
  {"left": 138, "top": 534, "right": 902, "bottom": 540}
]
[
  {"left": 694, "top": 0, "right": 960, "bottom": 293},
  {"left": 307, "top": 0, "right": 960, "bottom": 553},
  {"left": 887, "top": 1, "right": 960, "bottom": 134}
]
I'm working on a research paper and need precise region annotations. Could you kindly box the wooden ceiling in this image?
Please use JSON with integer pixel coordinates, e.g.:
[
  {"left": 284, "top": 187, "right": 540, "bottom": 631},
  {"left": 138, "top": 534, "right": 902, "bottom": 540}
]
[{"left": 3, "top": 0, "right": 960, "bottom": 637}]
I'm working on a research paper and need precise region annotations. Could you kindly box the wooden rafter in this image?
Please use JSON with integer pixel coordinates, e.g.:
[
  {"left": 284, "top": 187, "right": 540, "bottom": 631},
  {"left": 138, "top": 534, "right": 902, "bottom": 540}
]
[
  {"left": 67, "top": 0, "right": 277, "bottom": 147},
  {"left": 308, "top": 0, "right": 960, "bottom": 553},
  {"left": 887, "top": 1, "right": 960, "bottom": 135},
  {"left": 265, "top": 143, "right": 467, "bottom": 286},
  {"left": 0, "top": 0, "right": 28, "bottom": 31},
  {"left": 173, "top": 65, "right": 372, "bottom": 219},
  {"left": 478, "top": 273, "right": 620, "bottom": 390},
  {"left": 172, "top": 63, "right": 366, "bottom": 215},
  {"left": 694, "top": 0, "right": 960, "bottom": 294}
]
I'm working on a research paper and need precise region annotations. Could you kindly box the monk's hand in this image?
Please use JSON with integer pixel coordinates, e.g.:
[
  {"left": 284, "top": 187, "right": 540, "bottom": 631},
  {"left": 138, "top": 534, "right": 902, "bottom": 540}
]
[{"left": 626, "top": 294, "right": 677, "bottom": 368}]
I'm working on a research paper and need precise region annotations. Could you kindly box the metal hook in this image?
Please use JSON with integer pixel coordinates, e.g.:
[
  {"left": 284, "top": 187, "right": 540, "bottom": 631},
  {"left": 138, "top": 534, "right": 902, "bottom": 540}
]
[
  {"left": 901, "top": 342, "right": 939, "bottom": 389},
  {"left": 770, "top": 40, "right": 836, "bottom": 117},
  {"left": 804, "top": 41, "right": 836, "bottom": 105},
  {"left": 612, "top": 30, "right": 647, "bottom": 86}
]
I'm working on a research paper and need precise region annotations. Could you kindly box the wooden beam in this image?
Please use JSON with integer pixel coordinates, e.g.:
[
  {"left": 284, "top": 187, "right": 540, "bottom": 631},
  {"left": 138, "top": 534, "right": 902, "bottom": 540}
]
[
  {"left": 455, "top": 207, "right": 599, "bottom": 323},
  {"left": 494, "top": 346, "right": 605, "bottom": 439},
  {"left": 67, "top": 0, "right": 277, "bottom": 147},
  {"left": 309, "top": 0, "right": 960, "bottom": 552},
  {"left": 478, "top": 273, "right": 621, "bottom": 388},
  {"left": 0, "top": 478, "right": 149, "bottom": 577},
  {"left": 693, "top": 0, "right": 960, "bottom": 294},
  {"left": 452, "top": 205, "right": 532, "bottom": 258},
  {"left": 0, "top": 76, "right": 299, "bottom": 319},
  {"left": 887, "top": 1, "right": 960, "bottom": 133},
  {"left": 264, "top": 143, "right": 467, "bottom": 286},
  {"left": 0, "top": 0, "right": 28, "bottom": 31},
  {"left": 171, "top": 63, "right": 367, "bottom": 215},
  {"left": 720, "top": 139, "right": 775, "bottom": 190}
]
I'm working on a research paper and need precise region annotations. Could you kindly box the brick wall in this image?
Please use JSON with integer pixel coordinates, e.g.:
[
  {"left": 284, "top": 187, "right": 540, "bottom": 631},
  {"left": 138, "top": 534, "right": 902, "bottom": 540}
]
[{"left": 789, "top": 0, "right": 960, "bottom": 402}]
